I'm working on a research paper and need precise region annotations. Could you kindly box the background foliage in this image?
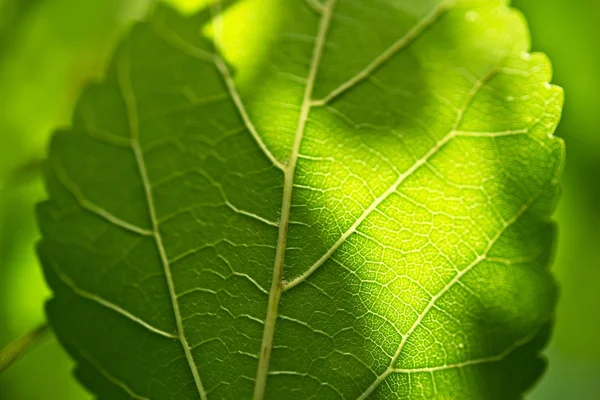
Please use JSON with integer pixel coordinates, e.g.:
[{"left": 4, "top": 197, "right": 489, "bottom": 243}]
[{"left": 0, "top": 0, "right": 597, "bottom": 398}]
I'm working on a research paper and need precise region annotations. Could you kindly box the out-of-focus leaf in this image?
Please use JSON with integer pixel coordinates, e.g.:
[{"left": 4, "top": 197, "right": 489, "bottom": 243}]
[
  {"left": 0, "top": 0, "right": 40, "bottom": 40},
  {"left": 39, "top": 1, "right": 563, "bottom": 399}
]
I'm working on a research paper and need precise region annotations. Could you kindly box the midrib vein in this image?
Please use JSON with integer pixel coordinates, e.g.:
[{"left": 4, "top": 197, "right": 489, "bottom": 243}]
[
  {"left": 252, "top": 2, "right": 336, "bottom": 399},
  {"left": 117, "top": 55, "right": 207, "bottom": 400}
]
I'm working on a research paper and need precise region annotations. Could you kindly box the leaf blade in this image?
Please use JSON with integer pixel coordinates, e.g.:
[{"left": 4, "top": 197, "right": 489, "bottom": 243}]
[{"left": 38, "top": 1, "right": 564, "bottom": 399}]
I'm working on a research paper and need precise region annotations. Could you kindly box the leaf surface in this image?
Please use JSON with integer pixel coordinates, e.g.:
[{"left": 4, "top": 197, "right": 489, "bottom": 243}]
[{"left": 38, "top": 0, "right": 564, "bottom": 399}]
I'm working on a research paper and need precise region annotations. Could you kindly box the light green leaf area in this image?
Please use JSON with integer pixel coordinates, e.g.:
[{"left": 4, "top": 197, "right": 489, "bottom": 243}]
[{"left": 37, "top": 0, "right": 564, "bottom": 399}]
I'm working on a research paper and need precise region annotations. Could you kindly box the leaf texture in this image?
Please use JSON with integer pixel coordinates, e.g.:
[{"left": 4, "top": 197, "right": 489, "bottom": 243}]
[{"left": 38, "top": 0, "right": 564, "bottom": 399}]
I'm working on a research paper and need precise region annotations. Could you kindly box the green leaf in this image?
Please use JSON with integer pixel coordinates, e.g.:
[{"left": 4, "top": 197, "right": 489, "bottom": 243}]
[{"left": 37, "top": 0, "right": 564, "bottom": 399}]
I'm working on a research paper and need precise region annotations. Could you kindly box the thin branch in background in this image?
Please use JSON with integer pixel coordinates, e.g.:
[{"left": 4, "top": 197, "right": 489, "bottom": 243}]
[
  {"left": 7, "top": 156, "right": 43, "bottom": 186},
  {"left": 0, "top": 323, "right": 50, "bottom": 374}
]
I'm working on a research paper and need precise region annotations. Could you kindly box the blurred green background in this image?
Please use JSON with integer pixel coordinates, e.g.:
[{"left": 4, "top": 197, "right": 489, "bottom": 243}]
[{"left": 0, "top": 0, "right": 598, "bottom": 398}]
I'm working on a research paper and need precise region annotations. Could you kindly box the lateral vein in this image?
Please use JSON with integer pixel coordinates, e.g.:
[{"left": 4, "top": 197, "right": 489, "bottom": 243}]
[
  {"left": 52, "top": 160, "right": 153, "bottom": 237},
  {"left": 212, "top": 1, "right": 285, "bottom": 171},
  {"left": 391, "top": 327, "right": 542, "bottom": 374},
  {"left": 117, "top": 53, "right": 208, "bottom": 400},
  {"left": 283, "top": 67, "right": 500, "bottom": 291},
  {"left": 311, "top": 0, "right": 452, "bottom": 107},
  {"left": 304, "top": 0, "right": 325, "bottom": 13},
  {"left": 77, "top": 348, "right": 152, "bottom": 400},
  {"left": 356, "top": 197, "right": 537, "bottom": 400},
  {"left": 154, "top": 8, "right": 284, "bottom": 172},
  {"left": 50, "top": 261, "right": 177, "bottom": 340}
]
